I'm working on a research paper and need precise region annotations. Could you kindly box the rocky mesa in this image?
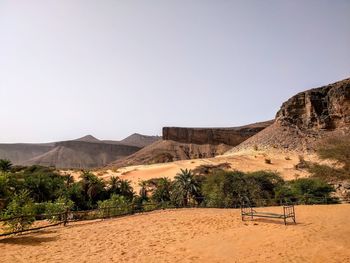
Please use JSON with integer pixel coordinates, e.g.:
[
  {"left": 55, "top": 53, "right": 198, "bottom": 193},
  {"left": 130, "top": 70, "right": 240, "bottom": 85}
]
[
  {"left": 109, "top": 121, "right": 272, "bottom": 167},
  {"left": 162, "top": 121, "right": 273, "bottom": 146}
]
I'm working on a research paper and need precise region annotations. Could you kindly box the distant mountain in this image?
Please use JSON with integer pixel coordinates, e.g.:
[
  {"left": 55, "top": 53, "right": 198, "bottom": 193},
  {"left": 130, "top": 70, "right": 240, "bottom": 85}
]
[
  {"left": 23, "top": 140, "right": 140, "bottom": 169},
  {"left": 0, "top": 133, "right": 158, "bottom": 169},
  {"left": 119, "top": 133, "right": 161, "bottom": 147},
  {"left": 0, "top": 143, "right": 54, "bottom": 164},
  {"left": 74, "top": 135, "right": 101, "bottom": 143}
]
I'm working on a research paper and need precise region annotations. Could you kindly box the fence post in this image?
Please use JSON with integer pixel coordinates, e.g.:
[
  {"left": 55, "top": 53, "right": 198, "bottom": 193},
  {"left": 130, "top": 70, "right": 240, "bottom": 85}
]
[{"left": 63, "top": 208, "right": 68, "bottom": 226}]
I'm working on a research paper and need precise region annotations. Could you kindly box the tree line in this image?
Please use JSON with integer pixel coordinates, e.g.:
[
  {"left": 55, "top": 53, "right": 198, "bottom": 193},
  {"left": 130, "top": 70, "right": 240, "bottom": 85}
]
[{"left": 0, "top": 159, "right": 337, "bottom": 227}]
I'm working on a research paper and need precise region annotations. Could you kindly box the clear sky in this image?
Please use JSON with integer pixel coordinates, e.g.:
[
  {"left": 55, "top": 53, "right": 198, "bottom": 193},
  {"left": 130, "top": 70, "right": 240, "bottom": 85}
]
[{"left": 0, "top": 0, "right": 349, "bottom": 143}]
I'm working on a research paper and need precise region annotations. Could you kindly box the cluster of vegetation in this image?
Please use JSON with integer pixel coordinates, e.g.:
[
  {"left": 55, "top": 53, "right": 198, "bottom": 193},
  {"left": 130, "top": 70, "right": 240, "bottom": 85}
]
[
  {"left": 0, "top": 163, "right": 135, "bottom": 232},
  {"left": 137, "top": 169, "right": 337, "bottom": 208},
  {"left": 302, "top": 135, "right": 350, "bottom": 182},
  {"left": 0, "top": 159, "right": 338, "bottom": 233}
]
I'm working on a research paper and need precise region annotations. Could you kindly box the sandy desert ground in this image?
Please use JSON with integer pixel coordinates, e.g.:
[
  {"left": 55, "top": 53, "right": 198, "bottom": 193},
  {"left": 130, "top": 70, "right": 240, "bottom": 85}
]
[
  {"left": 1, "top": 204, "right": 349, "bottom": 263},
  {"left": 63, "top": 149, "right": 316, "bottom": 191}
]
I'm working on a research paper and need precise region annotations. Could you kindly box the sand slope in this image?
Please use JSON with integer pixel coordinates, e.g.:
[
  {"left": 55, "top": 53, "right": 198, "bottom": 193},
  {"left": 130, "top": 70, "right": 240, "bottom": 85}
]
[
  {"left": 73, "top": 149, "right": 313, "bottom": 192},
  {"left": 1, "top": 204, "right": 350, "bottom": 263}
]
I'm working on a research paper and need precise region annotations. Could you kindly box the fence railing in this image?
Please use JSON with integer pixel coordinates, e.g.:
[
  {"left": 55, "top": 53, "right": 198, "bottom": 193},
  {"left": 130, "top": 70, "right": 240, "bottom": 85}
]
[{"left": 1, "top": 196, "right": 349, "bottom": 237}]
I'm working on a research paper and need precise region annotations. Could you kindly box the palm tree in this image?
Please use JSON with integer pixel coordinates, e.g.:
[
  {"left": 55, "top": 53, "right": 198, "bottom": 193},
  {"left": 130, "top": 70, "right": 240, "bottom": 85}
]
[
  {"left": 79, "top": 171, "right": 105, "bottom": 204},
  {"left": 64, "top": 174, "right": 75, "bottom": 187},
  {"left": 138, "top": 180, "right": 148, "bottom": 201},
  {"left": 119, "top": 179, "right": 134, "bottom": 201},
  {"left": 152, "top": 177, "right": 172, "bottom": 203},
  {"left": 173, "top": 169, "right": 200, "bottom": 206},
  {"left": 108, "top": 176, "right": 121, "bottom": 196},
  {"left": 0, "top": 159, "right": 12, "bottom": 172}
]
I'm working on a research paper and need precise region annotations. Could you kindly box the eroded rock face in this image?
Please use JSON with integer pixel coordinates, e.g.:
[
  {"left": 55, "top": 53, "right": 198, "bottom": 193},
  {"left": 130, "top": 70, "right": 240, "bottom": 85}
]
[
  {"left": 227, "top": 78, "right": 350, "bottom": 153},
  {"left": 276, "top": 78, "right": 350, "bottom": 130},
  {"left": 162, "top": 121, "right": 273, "bottom": 146}
]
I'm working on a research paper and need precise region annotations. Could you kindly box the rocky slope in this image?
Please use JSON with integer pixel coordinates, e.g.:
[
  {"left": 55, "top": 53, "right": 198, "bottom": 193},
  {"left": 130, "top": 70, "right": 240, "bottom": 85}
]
[
  {"left": 227, "top": 78, "right": 350, "bottom": 153},
  {"left": 24, "top": 141, "right": 141, "bottom": 169},
  {"left": 108, "top": 140, "right": 232, "bottom": 167},
  {"left": 0, "top": 143, "right": 54, "bottom": 164}
]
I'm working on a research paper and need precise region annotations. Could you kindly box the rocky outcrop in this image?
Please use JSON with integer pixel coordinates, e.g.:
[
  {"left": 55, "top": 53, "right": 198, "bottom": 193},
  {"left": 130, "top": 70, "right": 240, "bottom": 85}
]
[
  {"left": 227, "top": 78, "right": 350, "bottom": 153},
  {"left": 276, "top": 78, "right": 350, "bottom": 130},
  {"left": 162, "top": 121, "right": 273, "bottom": 146}
]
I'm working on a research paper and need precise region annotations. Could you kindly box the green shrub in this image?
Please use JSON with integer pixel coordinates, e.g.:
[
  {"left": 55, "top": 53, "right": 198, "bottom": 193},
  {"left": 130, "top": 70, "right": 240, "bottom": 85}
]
[
  {"left": 0, "top": 172, "right": 10, "bottom": 200},
  {"left": 245, "top": 171, "right": 284, "bottom": 205},
  {"left": 201, "top": 170, "right": 286, "bottom": 207},
  {"left": 317, "top": 135, "right": 350, "bottom": 171},
  {"left": 2, "top": 190, "right": 36, "bottom": 232},
  {"left": 289, "top": 178, "right": 336, "bottom": 204},
  {"left": 45, "top": 197, "right": 74, "bottom": 223},
  {"left": 308, "top": 163, "right": 347, "bottom": 181},
  {"left": 97, "top": 194, "right": 131, "bottom": 218},
  {"left": 202, "top": 170, "right": 248, "bottom": 208}
]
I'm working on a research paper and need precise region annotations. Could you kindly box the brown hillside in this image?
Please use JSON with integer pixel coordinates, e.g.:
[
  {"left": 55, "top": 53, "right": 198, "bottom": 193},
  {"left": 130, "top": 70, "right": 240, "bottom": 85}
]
[
  {"left": 0, "top": 143, "right": 54, "bottom": 164},
  {"left": 108, "top": 140, "right": 232, "bottom": 168},
  {"left": 0, "top": 134, "right": 158, "bottom": 168},
  {"left": 24, "top": 141, "right": 141, "bottom": 169}
]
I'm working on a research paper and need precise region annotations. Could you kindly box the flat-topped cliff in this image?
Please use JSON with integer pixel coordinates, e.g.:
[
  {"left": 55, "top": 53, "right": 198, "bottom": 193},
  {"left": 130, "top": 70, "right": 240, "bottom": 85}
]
[{"left": 162, "top": 121, "right": 273, "bottom": 146}]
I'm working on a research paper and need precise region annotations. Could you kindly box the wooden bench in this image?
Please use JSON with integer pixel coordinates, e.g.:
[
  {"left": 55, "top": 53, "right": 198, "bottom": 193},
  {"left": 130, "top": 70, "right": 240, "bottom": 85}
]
[{"left": 241, "top": 202, "right": 296, "bottom": 225}]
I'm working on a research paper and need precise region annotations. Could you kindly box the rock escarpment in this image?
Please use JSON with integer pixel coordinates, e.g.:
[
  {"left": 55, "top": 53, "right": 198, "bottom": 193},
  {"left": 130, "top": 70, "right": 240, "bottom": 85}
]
[
  {"left": 109, "top": 122, "right": 273, "bottom": 167},
  {"left": 227, "top": 78, "right": 350, "bottom": 153},
  {"left": 276, "top": 78, "right": 350, "bottom": 130},
  {"left": 162, "top": 121, "right": 273, "bottom": 146}
]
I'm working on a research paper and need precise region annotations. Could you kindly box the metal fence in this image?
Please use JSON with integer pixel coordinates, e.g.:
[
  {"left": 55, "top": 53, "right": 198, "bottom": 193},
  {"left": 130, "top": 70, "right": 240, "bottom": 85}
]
[{"left": 0, "top": 196, "right": 349, "bottom": 237}]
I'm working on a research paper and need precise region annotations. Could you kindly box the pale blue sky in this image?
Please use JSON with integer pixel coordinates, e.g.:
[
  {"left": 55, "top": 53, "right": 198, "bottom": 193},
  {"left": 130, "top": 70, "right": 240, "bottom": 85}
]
[{"left": 0, "top": 0, "right": 349, "bottom": 143}]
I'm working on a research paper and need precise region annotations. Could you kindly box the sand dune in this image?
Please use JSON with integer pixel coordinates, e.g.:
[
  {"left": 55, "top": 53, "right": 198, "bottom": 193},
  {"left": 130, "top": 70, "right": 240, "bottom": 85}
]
[
  {"left": 69, "top": 149, "right": 313, "bottom": 192},
  {"left": 1, "top": 204, "right": 350, "bottom": 262}
]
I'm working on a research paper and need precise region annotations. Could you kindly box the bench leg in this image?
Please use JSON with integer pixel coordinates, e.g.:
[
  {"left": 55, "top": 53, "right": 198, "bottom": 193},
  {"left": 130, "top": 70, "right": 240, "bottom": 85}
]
[{"left": 284, "top": 217, "right": 287, "bottom": 225}]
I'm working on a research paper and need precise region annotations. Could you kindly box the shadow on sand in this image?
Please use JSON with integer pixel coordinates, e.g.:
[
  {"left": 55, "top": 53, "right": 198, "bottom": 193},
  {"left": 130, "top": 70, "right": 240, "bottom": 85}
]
[
  {"left": 248, "top": 218, "right": 299, "bottom": 226},
  {"left": 0, "top": 230, "right": 59, "bottom": 246}
]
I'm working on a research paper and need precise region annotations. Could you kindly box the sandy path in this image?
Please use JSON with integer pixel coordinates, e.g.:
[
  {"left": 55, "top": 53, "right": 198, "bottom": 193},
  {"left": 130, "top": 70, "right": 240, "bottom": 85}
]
[{"left": 1, "top": 204, "right": 350, "bottom": 263}]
